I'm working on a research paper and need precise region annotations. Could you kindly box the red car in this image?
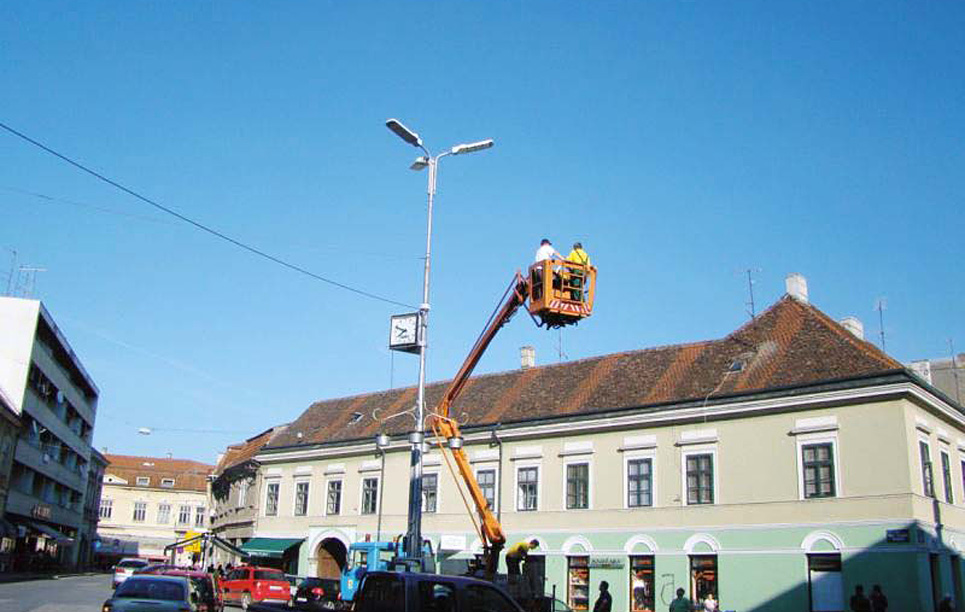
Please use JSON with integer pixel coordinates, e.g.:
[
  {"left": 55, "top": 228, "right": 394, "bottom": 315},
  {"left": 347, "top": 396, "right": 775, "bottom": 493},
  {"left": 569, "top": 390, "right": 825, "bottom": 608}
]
[
  {"left": 138, "top": 567, "right": 224, "bottom": 612},
  {"left": 221, "top": 565, "right": 290, "bottom": 609}
]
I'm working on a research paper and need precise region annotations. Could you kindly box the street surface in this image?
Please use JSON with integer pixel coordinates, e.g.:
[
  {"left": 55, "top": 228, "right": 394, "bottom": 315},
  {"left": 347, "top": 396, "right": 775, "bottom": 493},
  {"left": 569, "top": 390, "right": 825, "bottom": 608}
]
[{"left": 0, "top": 574, "right": 113, "bottom": 612}]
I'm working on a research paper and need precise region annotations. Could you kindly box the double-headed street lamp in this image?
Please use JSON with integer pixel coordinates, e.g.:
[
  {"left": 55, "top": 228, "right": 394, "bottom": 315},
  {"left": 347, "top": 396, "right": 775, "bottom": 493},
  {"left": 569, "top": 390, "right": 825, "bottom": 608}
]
[{"left": 385, "top": 118, "right": 494, "bottom": 560}]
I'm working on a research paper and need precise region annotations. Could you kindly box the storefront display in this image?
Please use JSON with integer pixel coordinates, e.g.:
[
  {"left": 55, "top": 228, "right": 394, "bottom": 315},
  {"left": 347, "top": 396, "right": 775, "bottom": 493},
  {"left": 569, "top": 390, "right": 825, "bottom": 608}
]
[
  {"left": 690, "top": 555, "right": 718, "bottom": 609},
  {"left": 630, "top": 556, "right": 655, "bottom": 612},
  {"left": 568, "top": 556, "right": 590, "bottom": 611}
]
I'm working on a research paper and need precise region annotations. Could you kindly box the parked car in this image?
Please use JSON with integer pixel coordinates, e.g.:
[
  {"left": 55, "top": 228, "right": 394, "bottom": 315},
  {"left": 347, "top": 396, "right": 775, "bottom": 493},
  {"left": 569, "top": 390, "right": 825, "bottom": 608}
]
[
  {"left": 112, "top": 558, "right": 150, "bottom": 589},
  {"left": 354, "top": 571, "right": 525, "bottom": 612},
  {"left": 102, "top": 575, "right": 202, "bottom": 612},
  {"left": 291, "top": 577, "right": 340, "bottom": 609},
  {"left": 221, "top": 565, "right": 291, "bottom": 609},
  {"left": 139, "top": 567, "right": 224, "bottom": 612}
]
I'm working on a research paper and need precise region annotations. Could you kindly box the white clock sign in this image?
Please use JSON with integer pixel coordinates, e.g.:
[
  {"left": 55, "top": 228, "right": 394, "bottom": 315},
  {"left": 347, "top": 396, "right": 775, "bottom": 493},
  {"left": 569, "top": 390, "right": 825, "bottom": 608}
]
[{"left": 389, "top": 312, "right": 421, "bottom": 353}]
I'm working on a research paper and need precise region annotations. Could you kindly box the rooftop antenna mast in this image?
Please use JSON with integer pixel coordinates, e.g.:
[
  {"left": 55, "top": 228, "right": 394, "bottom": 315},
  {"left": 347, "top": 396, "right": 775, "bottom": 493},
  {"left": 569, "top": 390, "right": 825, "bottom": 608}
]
[
  {"left": 16, "top": 266, "right": 46, "bottom": 298},
  {"left": 3, "top": 249, "right": 16, "bottom": 296},
  {"left": 874, "top": 297, "right": 887, "bottom": 352},
  {"left": 950, "top": 339, "right": 962, "bottom": 405},
  {"left": 744, "top": 268, "right": 761, "bottom": 319},
  {"left": 557, "top": 329, "right": 568, "bottom": 363}
]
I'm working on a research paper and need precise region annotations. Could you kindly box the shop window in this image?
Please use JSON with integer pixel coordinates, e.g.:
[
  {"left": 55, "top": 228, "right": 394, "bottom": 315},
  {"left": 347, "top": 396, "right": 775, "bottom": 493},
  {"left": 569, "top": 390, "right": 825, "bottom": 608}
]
[
  {"left": 327, "top": 480, "right": 342, "bottom": 515},
  {"left": 802, "top": 443, "right": 836, "bottom": 499},
  {"left": 807, "top": 553, "right": 843, "bottom": 612},
  {"left": 566, "top": 463, "right": 589, "bottom": 510},
  {"left": 423, "top": 473, "right": 438, "bottom": 513},
  {"left": 567, "top": 556, "right": 590, "bottom": 612},
  {"left": 689, "top": 555, "right": 718, "bottom": 610},
  {"left": 630, "top": 556, "right": 655, "bottom": 612}
]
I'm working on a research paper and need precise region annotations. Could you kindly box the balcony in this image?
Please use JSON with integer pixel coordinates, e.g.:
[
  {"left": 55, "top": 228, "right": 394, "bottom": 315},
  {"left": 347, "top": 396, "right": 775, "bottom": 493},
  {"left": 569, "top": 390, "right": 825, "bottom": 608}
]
[
  {"left": 15, "top": 441, "right": 85, "bottom": 491},
  {"left": 6, "top": 488, "right": 81, "bottom": 529},
  {"left": 22, "top": 393, "right": 91, "bottom": 461}
]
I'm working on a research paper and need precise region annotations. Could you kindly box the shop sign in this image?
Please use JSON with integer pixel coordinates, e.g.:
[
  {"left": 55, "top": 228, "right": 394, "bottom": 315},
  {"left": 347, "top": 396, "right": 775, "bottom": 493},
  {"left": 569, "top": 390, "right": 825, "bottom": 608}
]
[
  {"left": 439, "top": 535, "right": 467, "bottom": 552},
  {"left": 588, "top": 556, "right": 624, "bottom": 569},
  {"left": 886, "top": 529, "right": 910, "bottom": 543},
  {"left": 31, "top": 504, "right": 52, "bottom": 520}
]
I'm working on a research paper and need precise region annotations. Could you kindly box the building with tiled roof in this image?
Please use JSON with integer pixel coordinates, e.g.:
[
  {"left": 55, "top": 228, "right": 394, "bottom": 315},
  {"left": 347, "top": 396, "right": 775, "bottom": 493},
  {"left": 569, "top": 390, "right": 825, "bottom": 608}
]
[
  {"left": 246, "top": 275, "right": 965, "bottom": 612},
  {"left": 96, "top": 454, "right": 214, "bottom": 564},
  {"left": 208, "top": 425, "right": 288, "bottom": 564}
]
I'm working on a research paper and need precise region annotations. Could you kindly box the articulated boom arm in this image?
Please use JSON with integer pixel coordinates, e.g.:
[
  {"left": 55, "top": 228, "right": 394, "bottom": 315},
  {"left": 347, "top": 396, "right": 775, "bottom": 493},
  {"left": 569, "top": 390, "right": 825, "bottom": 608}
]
[{"left": 430, "top": 272, "right": 530, "bottom": 575}]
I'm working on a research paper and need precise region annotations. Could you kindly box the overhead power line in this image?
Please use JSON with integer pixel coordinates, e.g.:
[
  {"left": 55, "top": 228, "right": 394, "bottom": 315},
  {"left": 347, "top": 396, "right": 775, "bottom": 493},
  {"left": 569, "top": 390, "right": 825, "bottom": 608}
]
[{"left": 0, "top": 120, "right": 414, "bottom": 309}]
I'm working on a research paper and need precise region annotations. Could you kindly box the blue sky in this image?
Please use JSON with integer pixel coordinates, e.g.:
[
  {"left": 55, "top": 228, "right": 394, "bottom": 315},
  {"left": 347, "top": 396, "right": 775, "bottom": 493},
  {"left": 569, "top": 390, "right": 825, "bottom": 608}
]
[{"left": 1, "top": 1, "right": 962, "bottom": 463}]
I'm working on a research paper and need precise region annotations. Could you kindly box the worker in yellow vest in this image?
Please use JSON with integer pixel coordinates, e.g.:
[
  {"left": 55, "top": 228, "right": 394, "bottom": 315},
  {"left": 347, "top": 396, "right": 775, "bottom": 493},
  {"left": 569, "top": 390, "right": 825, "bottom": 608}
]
[
  {"left": 566, "top": 242, "right": 591, "bottom": 301},
  {"left": 505, "top": 538, "right": 540, "bottom": 576}
]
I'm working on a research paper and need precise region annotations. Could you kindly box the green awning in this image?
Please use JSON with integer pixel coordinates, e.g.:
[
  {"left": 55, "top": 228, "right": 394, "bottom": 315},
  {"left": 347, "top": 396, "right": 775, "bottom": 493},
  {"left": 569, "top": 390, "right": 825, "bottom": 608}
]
[{"left": 240, "top": 537, "right": 304, "bottom": 558}]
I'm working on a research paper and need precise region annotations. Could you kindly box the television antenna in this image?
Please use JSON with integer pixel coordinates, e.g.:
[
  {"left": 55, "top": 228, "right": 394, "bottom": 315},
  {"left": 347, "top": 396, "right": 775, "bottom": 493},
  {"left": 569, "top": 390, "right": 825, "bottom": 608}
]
[
  {"left": 874, "top": 297, "right": 887, "bottom": 352},
  {"left": 735, "top": 268, "right": 762, "bottom": 319}
]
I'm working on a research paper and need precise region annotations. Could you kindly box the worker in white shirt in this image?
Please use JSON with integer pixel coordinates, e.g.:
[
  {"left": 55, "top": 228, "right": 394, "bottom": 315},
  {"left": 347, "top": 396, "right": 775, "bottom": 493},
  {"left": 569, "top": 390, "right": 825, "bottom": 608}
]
[{"left": 533, "top": 239, "right": 562, "bottom": 299}]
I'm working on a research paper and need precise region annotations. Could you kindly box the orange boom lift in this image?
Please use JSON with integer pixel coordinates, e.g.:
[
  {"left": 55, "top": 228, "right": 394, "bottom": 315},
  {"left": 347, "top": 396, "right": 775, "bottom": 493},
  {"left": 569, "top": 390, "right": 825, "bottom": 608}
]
[{"left": 428, "top": 258, "right": 597, "bottom": 577}]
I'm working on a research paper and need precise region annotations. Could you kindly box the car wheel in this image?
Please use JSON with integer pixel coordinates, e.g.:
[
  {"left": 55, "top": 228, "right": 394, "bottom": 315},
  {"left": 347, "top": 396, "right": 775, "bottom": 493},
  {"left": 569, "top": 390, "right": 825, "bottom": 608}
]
[{"left": 241, "top": 593, "right": 252, "bottom": 610}]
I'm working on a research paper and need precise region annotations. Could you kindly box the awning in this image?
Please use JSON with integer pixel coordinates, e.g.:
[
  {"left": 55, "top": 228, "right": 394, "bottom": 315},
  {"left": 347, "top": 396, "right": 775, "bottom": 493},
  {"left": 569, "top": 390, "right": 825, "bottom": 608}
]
[
  {"left": 26, "top": 520, "right": 73, "bottom": 544},
  {"left": 0, "top": 518, "right": 17, "bottom": 539},
  {"left": 240, "top": 537, "right": 303, "bottom": 558}
]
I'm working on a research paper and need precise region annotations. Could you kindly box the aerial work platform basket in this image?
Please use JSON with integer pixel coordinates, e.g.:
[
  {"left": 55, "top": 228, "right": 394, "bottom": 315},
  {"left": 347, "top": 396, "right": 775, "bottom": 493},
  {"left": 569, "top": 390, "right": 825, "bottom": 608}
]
[{"left": 526, "top": 259, "right": 597, "bottom": 328}]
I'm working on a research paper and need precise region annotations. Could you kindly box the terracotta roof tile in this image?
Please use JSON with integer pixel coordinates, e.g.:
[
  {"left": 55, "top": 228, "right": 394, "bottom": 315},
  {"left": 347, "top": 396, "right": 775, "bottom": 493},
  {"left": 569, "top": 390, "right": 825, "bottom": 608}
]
[
  {"left": 104, "top": 454, "right": 214, "bottom": 493},
  {"left": 267, "top": 296, "right": 903, "bottom": 450}
]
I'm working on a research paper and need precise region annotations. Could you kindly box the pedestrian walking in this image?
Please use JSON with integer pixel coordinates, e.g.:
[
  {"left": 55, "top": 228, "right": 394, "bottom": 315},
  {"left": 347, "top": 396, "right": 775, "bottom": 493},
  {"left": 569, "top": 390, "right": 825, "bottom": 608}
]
[
  {"left": 850, "top": 585, "right": 871, "bottom": 612},
  {"left": 593, "top": 581, "right": 612, "bottom": 612},
  {"left": 703, "top": 592, "right": 718, "bottom": 611},
  {"left": 669, "top": 588, "right": 691, "bottom": 612},
  {"left": 870, "top": 585, "right": 888, "bottom": 612}
]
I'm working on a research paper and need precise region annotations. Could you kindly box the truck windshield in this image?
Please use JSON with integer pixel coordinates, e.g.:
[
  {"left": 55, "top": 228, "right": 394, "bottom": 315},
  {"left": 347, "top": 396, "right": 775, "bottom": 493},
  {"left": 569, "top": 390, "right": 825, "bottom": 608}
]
[{"left": 351, "top": 550, "right": 368, "bottom": 569}]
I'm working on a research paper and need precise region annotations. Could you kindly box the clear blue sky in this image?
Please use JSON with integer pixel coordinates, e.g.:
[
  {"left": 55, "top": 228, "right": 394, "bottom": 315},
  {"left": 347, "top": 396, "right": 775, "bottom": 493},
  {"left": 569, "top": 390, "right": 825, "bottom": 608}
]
[{"left": 1, "top": 1, "right": 962, "bottom": 463}]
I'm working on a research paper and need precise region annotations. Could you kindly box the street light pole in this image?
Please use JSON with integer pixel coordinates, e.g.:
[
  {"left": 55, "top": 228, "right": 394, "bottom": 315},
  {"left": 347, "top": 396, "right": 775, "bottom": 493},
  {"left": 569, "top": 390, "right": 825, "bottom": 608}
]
[{"left": 385, "top": 119, "right": 493, "bottom": 561}]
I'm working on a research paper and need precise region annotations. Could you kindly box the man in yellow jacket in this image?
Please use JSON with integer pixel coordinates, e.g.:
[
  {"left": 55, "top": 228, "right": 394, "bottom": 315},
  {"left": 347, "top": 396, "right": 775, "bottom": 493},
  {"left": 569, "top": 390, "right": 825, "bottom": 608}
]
[
  {"left": 505, "top": 538, "right": 540, "bottom": 576},
  {"left": 566, "top": 242, "right": 591, "bottom": 301}
]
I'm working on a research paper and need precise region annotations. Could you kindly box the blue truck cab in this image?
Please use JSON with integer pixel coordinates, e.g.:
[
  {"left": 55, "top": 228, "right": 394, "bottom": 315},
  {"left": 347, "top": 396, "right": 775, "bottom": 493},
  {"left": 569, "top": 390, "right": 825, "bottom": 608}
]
[{"left": 340, "top": 541, "right": 436, "bottom": 604}]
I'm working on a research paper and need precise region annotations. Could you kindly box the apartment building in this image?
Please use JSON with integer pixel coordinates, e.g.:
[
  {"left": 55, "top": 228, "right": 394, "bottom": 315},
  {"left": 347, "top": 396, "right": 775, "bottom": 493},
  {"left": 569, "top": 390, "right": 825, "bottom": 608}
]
[
  {"left": 80, "top": 449, "right": 107, "bottom": 568},
  {"left": 0, "top": 385, "right": 22, "bottom": 571},
  {"left": 0, "top": 297, "right": 99, "bottom": 570},
  {"left": 248, "top": 277, "right": 965, "bottom": 612},
  {"left": 97, "top": 454, "right": 213, "bottom": 565},
  {"left": 208, "top": 425, "right": 288, "bottom": 566}
]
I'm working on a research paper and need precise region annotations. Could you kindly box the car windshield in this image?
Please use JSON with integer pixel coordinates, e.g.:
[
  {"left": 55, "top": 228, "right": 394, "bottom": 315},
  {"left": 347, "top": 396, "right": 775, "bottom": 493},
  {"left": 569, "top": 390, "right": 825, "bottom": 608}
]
[
  {"left": 256, "top": 570, "right": 286, "bottom": 581},
  {"left": 115, "top": 578, "right": 185, "bottom": 601},
  {"left": 118, "top": 560, "right": 148, "bottom": 569}
]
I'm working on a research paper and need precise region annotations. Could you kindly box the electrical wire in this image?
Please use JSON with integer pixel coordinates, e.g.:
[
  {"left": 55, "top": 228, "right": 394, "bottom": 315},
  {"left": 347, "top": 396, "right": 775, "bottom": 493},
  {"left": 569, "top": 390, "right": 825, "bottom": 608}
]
[{"left": 0, "top": 120, "right": 415, "bottom": 310}]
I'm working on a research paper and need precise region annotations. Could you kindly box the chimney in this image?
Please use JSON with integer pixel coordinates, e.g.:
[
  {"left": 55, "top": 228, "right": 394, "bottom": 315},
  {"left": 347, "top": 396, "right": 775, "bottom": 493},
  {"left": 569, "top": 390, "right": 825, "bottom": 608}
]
[
  {"left": 839, "top": 316, "right": 864, "bottom": 340},
  {"left": 520, "top": 346, "right": 535, "bottom": 369},
  {"left": 909, "top": 360, "right": 933, "bottom": 384},
  {"left": 785, "top": 273, "right": 809, "bottom": 303}
]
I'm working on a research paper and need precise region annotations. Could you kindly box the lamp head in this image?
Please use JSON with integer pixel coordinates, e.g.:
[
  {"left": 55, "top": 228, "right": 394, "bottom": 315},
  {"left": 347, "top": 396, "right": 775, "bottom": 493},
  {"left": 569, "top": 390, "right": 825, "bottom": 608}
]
[
  {"left": 410, "top": 156, "right": 429, "bottom": 171},
  {"left": 451, "top": 139, "right": 494, "bottom": 155},
  {"left": 386, "top": 118, "right": 422, "bottom": 147},
  {"left": 375, "top": 433, "right": 391, "bottom": 449}
]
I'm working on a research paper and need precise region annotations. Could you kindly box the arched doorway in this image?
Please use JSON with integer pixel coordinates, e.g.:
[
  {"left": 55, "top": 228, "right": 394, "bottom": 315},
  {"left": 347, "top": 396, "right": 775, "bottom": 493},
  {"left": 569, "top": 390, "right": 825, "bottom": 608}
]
[{"left": 316, "top": 538, "right": 347, "bottom": 579}]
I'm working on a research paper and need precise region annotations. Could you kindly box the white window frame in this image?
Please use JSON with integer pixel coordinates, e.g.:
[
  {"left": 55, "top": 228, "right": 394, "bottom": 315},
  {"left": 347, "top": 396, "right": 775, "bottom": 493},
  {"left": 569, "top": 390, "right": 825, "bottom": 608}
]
[
  {"left": 795, "top": 432, "right": 842, "bottom": 501},
  {"left": 160, "top": 478, "right": 175, "bottom": 488},
  {"left": 940, "top": 448, "right": 954, "bottom": 504},
  {"left": 681, "top": 445, "right": 718, "bottom": 506},
  {"left": 514, "top": 461, "right": 541, "bottom": 512},
  {"left": 359, "top": 475, "right": 380, "bottom": 516},
  {"left": 133, "top": 501, "right": 147, "bottom": 522},
  {"left": 194, "top": 506, "right": 205, "bottom": 527},
  {"left": 422, "top": 470, "right": 441, "bottom": 514},
  {"left": 99, "top": 498, "right": 113, "bottom": 519},
  {"left": 237, "top": 480, "right": 249, "bottom": 508},
  {"left": 562, "top": 457, "right": 593, "bottom": 511},
  {"left": 177, "top": 504, "right": 192, "bottom": 525},
  {"left": 474, "top": 465, "right": 499, "bottom": 513},
  {"left": 157, "top": 503, "right": 171, "bottom": 524},
  {"left": 325, "top": 478, "right": 343, "bottom": 516},
  {"left": 263, "top": 478, "right": 281, "bottom": 517},
  {"left": 919, "top": 435, "right": 934, "bottom": 498},
  {"left": 623, "top": 450, "right": 657, "bottom": 509},
  {"left": 136, "top": 476, "right": 150, "bottom": 487},
  {"left": 292, "top": 478, "right": 311, "bottom": 517}
]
